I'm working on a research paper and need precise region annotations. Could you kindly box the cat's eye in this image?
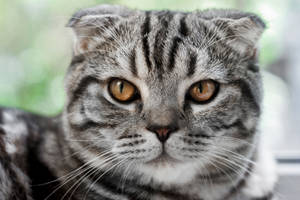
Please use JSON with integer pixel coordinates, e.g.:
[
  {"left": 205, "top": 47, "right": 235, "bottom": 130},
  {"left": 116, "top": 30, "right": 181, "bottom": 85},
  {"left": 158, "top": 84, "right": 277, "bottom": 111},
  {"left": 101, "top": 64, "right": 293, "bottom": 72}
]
[
  {"left": 188, "top": 80, "right": 218, "bottom": 103},
  {"left": 108, "top": 78, "right": 139, "bottom": 103}
]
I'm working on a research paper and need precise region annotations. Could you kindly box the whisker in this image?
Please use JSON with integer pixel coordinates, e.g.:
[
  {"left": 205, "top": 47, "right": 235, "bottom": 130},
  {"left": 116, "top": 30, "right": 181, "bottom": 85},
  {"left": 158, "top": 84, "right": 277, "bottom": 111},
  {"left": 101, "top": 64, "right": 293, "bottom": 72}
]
[
  {"left": 198, "top": 155, "right": 215, "bottom": 192},
  {"left": 203, "top": 155, "right": 236, "bottom": 186},
  {"left": 217, "top": 146, "right": 257, "bottom": 166},
  {"left": 66, "top": 155, "right": 120, "bottom": 200},
  {"left": 209, "top": 152, "right": 253, "bottom": 176},
  {"left": 33, "top": 149, "right": 106, "bottom": 187},
  {"left": 63, "top": 136, "right": 108, "bottom": 160},
  {"left": 208, "top": 154, "right": 245, "bottom": 178},
  {"left": 218, "top": 136, "right": 256, "bottom": 147},
  {"left": 83, "top": 157, "right": 128, "bottom": 200},
  {"left": 43, "top": 150, "right": 113, "bottom": 200},
  {"left": 64, "top": 165, "right": 100, "bottom": 200},
  {"left": 120, "top": 159, "right": 135, "bottom": 192}
]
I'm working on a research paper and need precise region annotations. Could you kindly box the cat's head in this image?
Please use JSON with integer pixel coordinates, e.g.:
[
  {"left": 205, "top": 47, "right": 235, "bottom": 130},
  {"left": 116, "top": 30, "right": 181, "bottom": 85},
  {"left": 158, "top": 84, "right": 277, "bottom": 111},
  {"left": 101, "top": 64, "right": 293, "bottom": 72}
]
[{"left": 63, "top": 5, "right": 265, "bottom": 185}]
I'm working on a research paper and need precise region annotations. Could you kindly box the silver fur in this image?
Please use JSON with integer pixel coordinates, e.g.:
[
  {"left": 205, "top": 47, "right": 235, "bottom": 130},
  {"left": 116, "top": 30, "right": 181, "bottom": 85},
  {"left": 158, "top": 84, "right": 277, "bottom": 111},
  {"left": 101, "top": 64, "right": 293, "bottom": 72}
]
[{"left": 0, "top": 5, "right": 277, "bottom": 200}]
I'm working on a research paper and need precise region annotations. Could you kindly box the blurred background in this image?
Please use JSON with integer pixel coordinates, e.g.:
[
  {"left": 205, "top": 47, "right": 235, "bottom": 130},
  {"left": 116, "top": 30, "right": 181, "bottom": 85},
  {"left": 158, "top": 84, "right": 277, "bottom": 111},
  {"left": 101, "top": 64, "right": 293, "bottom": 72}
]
[{"left": 0, "top": 0, "right": 299, "bottom": 198}]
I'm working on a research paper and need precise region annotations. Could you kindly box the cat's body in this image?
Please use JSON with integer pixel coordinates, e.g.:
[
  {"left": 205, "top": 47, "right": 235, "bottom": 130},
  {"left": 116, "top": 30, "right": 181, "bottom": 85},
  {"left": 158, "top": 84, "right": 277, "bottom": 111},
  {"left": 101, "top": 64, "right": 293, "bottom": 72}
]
[{"left": 0, "top": 5, "right": 277, "bottom": 200}]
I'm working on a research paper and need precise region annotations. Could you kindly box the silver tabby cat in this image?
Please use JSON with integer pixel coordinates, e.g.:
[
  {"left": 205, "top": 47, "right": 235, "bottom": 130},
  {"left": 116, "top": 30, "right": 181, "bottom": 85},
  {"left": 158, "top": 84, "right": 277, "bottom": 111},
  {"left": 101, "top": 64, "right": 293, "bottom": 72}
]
[{"left": 0, "top": 4, "right": 277, "bottom": 200}]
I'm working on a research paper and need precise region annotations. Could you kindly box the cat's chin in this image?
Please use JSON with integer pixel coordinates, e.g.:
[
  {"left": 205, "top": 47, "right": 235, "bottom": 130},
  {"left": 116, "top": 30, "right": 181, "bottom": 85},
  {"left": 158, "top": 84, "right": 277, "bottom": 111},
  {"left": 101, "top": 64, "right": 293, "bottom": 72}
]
[
  {"left": 145, "top": 152, "right": 179, "bottom": 166},
  {"left": 135, "top": 152, "right": 202, "bottom": 185},
  {"left": 136, "top": 158, "right": 200, "bottom": 185}
]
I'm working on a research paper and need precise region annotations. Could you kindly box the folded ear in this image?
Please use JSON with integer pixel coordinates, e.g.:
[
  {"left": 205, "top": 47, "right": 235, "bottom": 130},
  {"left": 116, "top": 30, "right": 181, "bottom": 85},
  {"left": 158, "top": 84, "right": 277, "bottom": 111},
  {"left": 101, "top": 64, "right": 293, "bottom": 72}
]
[
  {"left": 67, "top": 5, "right": 132, "bottom": 55},
  {"left": 207, "top": 10, "right": 266, "bottom": 56}
]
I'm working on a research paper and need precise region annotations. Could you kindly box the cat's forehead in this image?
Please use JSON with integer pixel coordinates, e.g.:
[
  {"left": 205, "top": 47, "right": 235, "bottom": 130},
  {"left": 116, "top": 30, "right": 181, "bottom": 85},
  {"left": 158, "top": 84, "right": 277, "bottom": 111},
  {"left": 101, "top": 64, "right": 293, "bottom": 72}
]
[
  {"left": 96, "top": 12, "right": 233, "bottom": 81},
  {"left": 68, "top": 6, "right": 264, "bottom": 87}
]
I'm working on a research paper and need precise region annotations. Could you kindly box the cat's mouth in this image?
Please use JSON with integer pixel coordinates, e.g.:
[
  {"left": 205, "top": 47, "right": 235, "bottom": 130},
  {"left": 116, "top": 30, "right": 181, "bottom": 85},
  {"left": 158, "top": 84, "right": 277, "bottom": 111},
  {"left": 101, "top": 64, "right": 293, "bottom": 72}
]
[{"left": 146, "top": 150, "right": 178, "bottom": 166}]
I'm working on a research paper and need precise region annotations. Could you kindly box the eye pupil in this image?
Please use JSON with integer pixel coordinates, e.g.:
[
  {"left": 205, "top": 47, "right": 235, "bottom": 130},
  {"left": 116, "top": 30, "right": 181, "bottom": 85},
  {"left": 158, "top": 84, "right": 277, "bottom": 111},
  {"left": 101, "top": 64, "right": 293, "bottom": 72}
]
[
  {"left": 119, "top": 81, "right": 124, "bottom": 93},
  {"left": 198, "top": 84, "right": 203, "bottom": 93}
]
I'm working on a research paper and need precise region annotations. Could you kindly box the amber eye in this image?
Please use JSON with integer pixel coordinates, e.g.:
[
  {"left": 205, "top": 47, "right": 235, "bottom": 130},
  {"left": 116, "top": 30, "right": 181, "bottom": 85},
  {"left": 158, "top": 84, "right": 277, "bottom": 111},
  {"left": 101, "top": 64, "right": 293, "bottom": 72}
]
[
  {"left": 108, "top": 79, "right": 138, "bottom": 102},
  {"left": 188, "top": 80, "right": 218, "bottom": 103}
]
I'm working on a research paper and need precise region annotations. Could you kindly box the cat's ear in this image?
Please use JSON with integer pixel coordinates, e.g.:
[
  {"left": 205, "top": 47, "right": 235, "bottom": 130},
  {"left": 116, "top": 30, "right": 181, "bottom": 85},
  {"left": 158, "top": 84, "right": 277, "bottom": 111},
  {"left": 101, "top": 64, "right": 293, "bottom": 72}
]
[
  {"left": 211, "top": 13, "right": 266, "bottom": 55},
  {"left": 66, "top": 5, "right": 132, "bottom": 55}
]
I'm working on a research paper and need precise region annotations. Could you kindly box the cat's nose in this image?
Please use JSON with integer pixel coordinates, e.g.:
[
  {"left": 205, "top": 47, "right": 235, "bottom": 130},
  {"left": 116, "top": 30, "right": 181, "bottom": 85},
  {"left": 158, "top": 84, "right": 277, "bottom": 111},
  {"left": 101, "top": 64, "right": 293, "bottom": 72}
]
[{"left": 146, "top": 125, "right": 178, "bottom": 142}]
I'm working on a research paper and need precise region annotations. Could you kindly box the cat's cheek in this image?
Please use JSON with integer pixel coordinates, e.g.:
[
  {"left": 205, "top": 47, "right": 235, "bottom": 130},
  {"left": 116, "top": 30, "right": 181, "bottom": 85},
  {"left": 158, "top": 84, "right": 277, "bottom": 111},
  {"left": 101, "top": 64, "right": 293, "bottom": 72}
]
[{"left": 111, "top": 130, "right": 162, "bottom": 162}]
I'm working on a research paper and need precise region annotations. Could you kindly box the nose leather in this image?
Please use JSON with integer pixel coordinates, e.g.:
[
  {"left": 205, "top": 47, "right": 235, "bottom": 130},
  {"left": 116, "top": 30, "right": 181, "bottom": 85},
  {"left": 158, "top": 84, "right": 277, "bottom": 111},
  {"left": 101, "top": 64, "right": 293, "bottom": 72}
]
[
  {"left": 146, "top": 126, "right": 178, "bottom": 142},
  {"left": 156, "top": 128, "right": 170, "bottom": 140}
]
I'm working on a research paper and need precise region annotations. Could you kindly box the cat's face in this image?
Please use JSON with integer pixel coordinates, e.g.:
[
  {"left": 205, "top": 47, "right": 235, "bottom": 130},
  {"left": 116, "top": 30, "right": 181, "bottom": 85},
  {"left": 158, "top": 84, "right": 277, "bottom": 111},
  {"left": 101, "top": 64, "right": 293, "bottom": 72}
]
[{"left": 64, "top": 5, "right": 264, "bottom": 184}]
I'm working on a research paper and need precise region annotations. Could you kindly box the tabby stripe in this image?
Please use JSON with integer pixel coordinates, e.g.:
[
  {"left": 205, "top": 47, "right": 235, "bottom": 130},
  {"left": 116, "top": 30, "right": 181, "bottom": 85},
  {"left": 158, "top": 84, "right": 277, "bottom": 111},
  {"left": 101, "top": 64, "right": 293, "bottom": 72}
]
[
  {"left": 141, "top": 11, "right": 152, "bottom": 71},
  {"left": 212, "top": 119, "right": 245, "bottom": 131},
  {"left": 200, "top": 22, "right": 218, "bottom": 48},
  {"left": 212, "top": 20, "right": 240, "bottom": 48},
  {"left": 0, "top": 138, "right": 30, "bottom": 200},
  {"left": 213, "top": 20, "right": 233, "bottom": 36},
  {"left": 129, "top": 48, "right": 137, "bottom": 76},
  {"left": 69, "top": 120, "right": 117, "bottom": 132},
  {"left": 160, "top": 191, "right": 203, "bottom": 200},
  {"left": 187, "top": 133, "right": 212, "bottom": 139},
  {"left": 0, "top": 110, "right": 4, "bottom": 135},
  {"left": 28, "top": 138, "right": 65, "bottom": 200},
  {"left": 87, "top": 195, "right": 114, "bottom": 200},
  {"left": 168, "top": 36, "right": 182, "bottom": 71},
  {"left": 0, "top": 108, "right": 3, "bottom": 124},
  {"left": 233, "top": 143, "right": 251, "bottom": 155},
  {"left": 69, "top": 141, "right": 111, "bottom": 167},
  {"left": 63, "top": 152, "right": 123, "bottom": 200},
  {"left": 247, "top": 60, "right": 260, "bottom": 73},
  {"left": 211, "top": 20, "right": 247, "bottom": 60},
  {"left": 153, "top": 12, "right": 174, "bottom": 77},
  {"left": 206, "top": 20, "right": 233, "bottom": 47},
  {"left": 204, "top": 168, "right": 239, "bottom": 183},
  {"left": 251, "top": 192, "right": 274, "bottom": 200},
  {"left": 225, "top": 174, "right": 247, "bottom": 198},
  {"left": 69, "top": 99, "right": 119, "bottom": 132},
  {"left": 153, "top": 31, "right": 164, "bottom": 76},
  {"left": 235, "top": 79, "right": 261, "bottom": 114},
  {"left": 67, "top": 76, "right": 100, "bottom": 112},
  {"left": 187, "top": 51, "right": 197, "bottom": 76},
  {"left": 70, "top": 54, "right": 85, "bottom": 68},
  {"left": 200, "top": 146, "right": 253, "bottom": 184},
  {"left": 224, "top": 152, "right": 256, "bottom": 199},
  {"left": 98, "top": 96, "right": 128, "bottom": 112},
  {"left": 85, "top": 167, "right": 200, "bottom": 200},
  {"left": 200, "top": 22, "right": 240, "bottom": 60},
  {"left": 81, "top": 168, "right": 146, "bottom": 200},
  {"left": 67, "top": 145, "right": 88, "bottom": 167},
  {"left": 213, "top": 119, "right": 256, "bottom": 138},
  {"left": 179, "top": 14, "right": 189, "bottom": 37}
]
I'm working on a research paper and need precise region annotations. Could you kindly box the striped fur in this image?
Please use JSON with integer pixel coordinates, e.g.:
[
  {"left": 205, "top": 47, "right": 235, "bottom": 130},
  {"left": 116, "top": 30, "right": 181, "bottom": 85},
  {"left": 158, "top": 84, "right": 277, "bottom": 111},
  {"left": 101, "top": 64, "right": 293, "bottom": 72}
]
[{"left": 0, "top": 5, "right": 277, "bottom": 200}]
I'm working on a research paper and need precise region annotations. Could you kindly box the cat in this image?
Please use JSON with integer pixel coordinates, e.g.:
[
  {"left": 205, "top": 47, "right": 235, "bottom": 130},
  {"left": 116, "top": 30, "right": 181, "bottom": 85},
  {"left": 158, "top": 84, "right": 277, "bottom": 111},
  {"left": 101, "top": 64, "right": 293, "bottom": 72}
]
[{"left": 0, "top": 4, "right": 277, "bottom": 200}]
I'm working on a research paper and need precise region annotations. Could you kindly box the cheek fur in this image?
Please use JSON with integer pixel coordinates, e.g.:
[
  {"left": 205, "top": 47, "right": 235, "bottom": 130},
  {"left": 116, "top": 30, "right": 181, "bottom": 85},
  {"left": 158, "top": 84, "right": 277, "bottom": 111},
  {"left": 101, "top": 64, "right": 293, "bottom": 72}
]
[{"left": 112, "top": 130, "right": 162, "bottom": 162}]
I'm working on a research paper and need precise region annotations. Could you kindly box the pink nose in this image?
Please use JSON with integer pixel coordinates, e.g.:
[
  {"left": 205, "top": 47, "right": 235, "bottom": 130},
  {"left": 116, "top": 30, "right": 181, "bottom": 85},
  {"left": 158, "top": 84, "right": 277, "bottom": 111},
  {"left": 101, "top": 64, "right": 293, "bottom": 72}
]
[
  {"left": 153, "top": 127, "right": 171, "bottom": 142},
  {"left": 146, "top": 126, "right": 177, "bottom": 142},
  {"left": 155, "top": 128, "right": 170, "bottom": 137}
]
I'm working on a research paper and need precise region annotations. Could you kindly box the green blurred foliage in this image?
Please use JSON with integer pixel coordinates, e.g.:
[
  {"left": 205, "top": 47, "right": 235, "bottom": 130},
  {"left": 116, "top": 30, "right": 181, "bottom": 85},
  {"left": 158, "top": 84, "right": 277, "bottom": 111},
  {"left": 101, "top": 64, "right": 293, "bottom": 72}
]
[{"left": 0, "top": 0, "right": 288, "bottom": 116}]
